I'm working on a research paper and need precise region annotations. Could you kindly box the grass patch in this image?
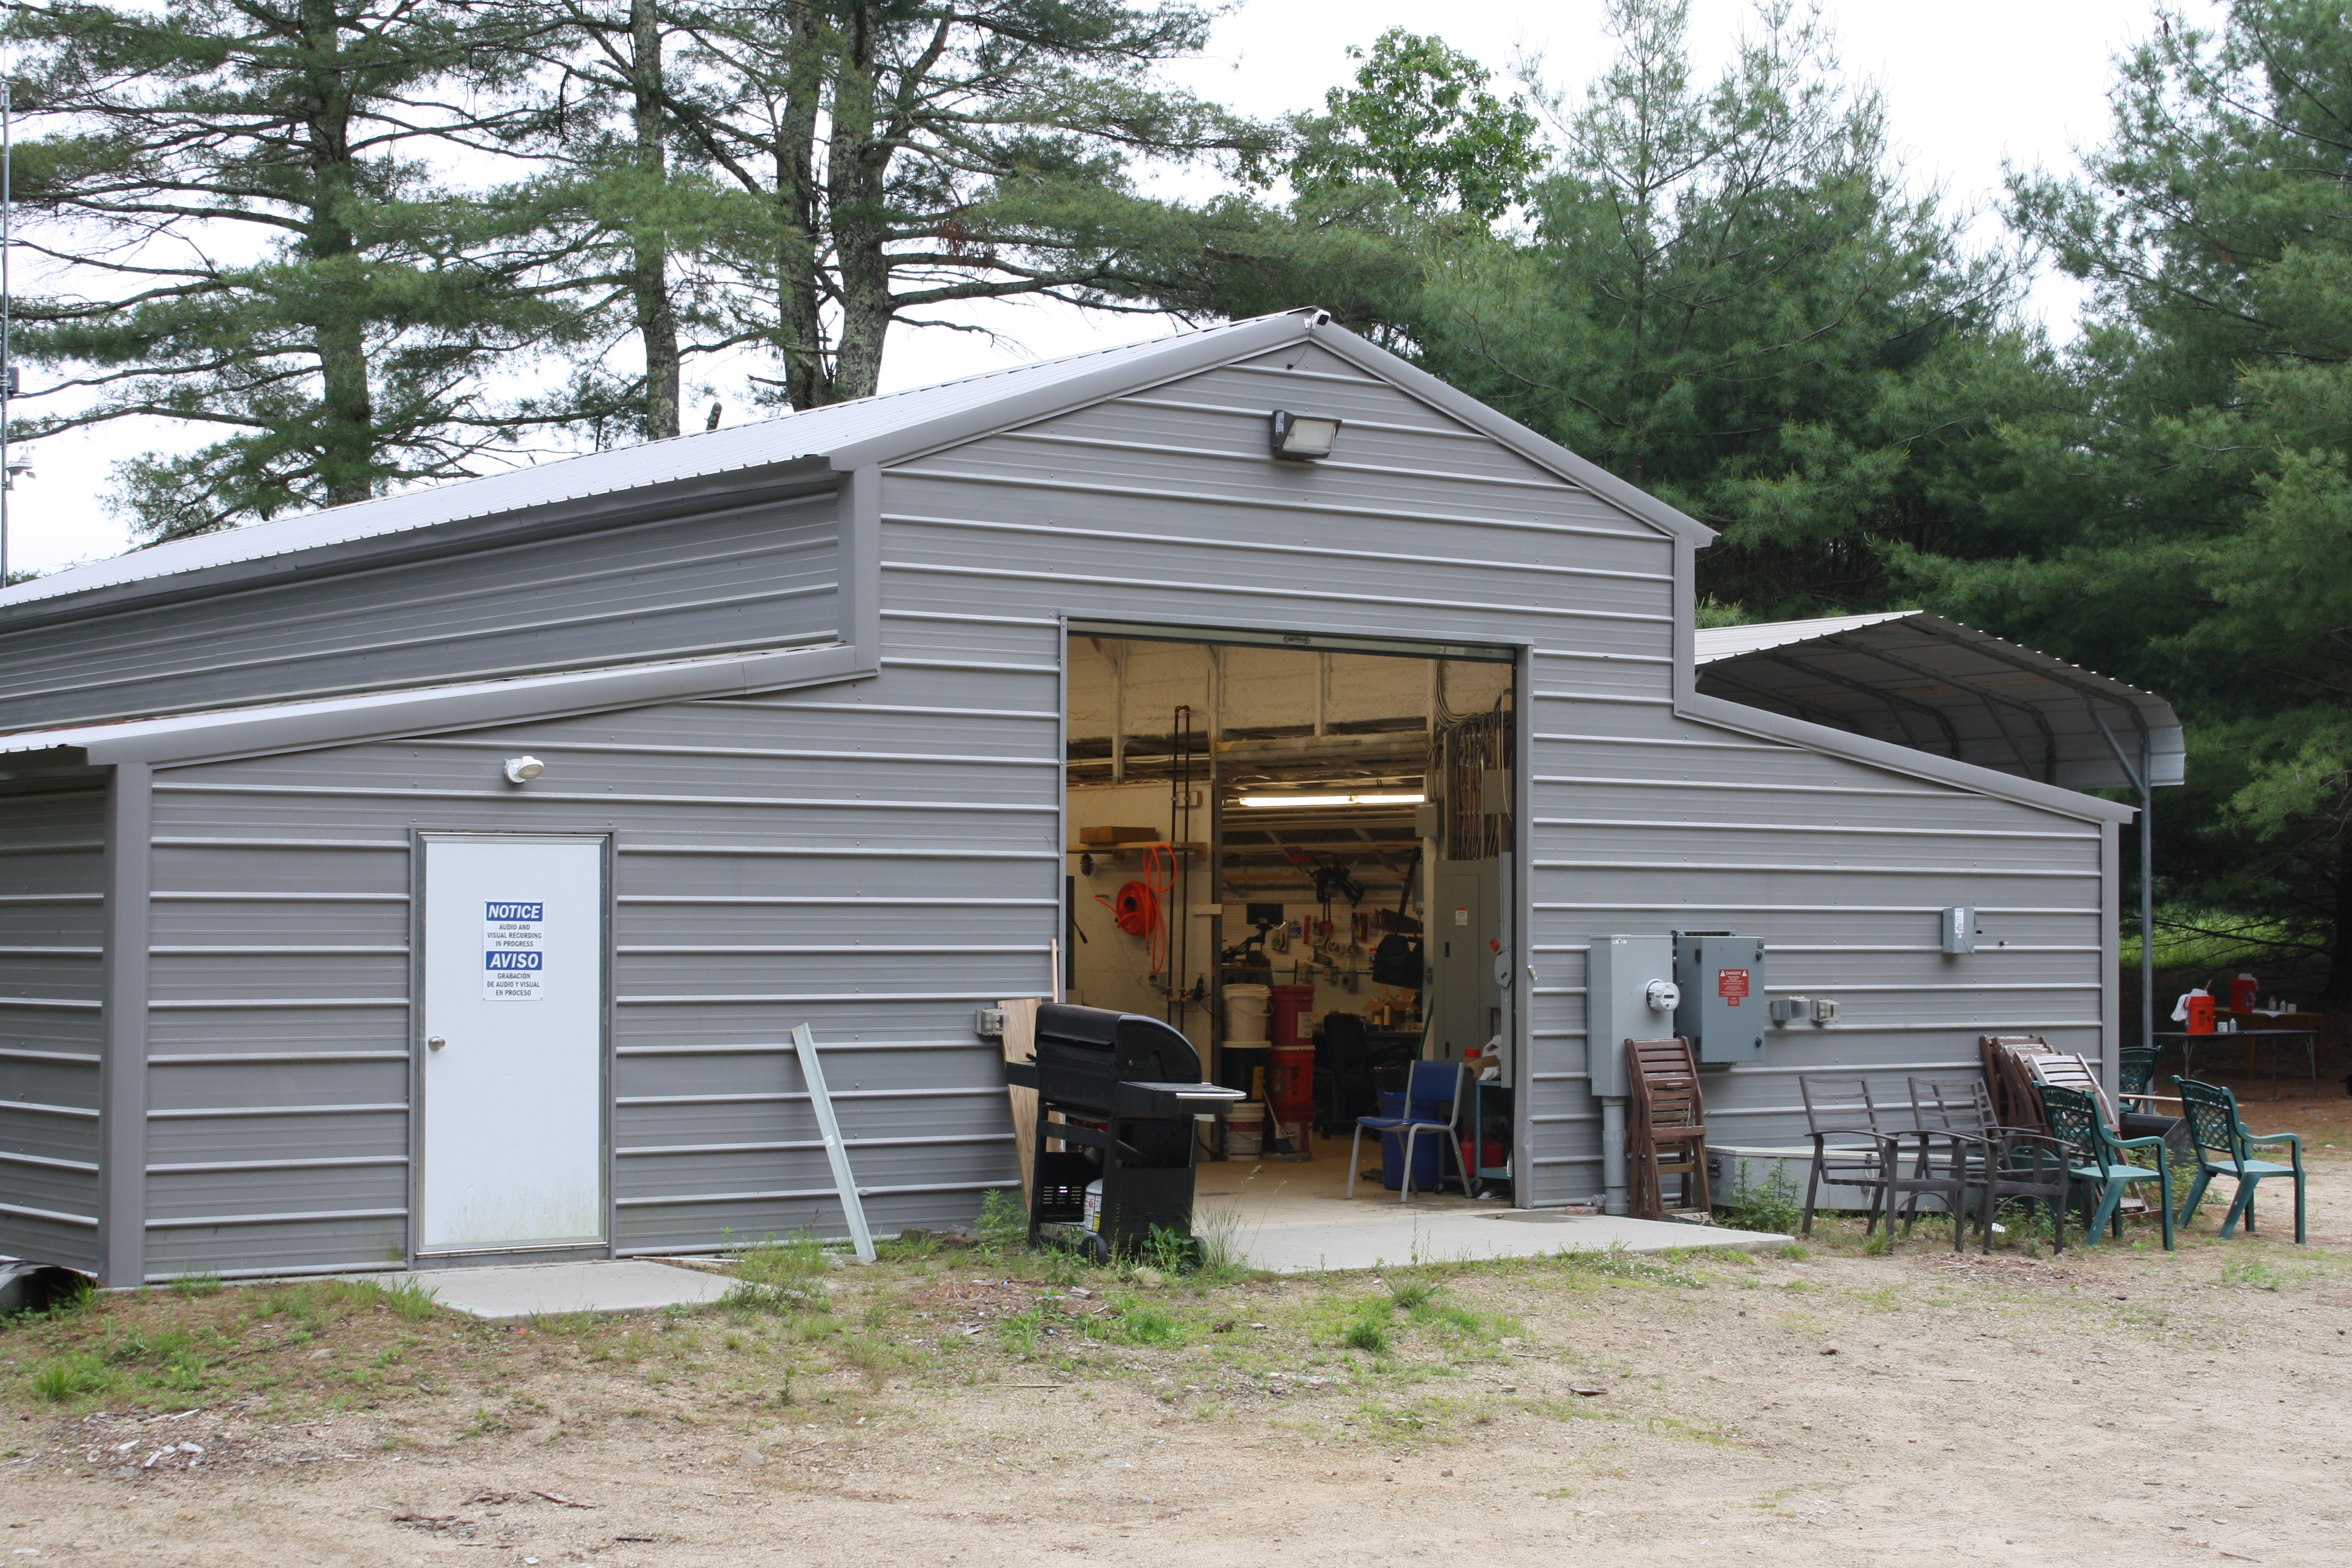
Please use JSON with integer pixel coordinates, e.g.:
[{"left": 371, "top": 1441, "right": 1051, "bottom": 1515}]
[
  {"left": 29, "top": 1351, "right": 117, "bottom": 1404},
  {"left": 1563, "top": 1243, "right": 1706, "bottom": 1289},
  {"left": 1109, "top": 1299, "right": 1184, "bottom": 1348},
  {"left": 725, "top": 1234, "right": 832, "bottom": 1313}
]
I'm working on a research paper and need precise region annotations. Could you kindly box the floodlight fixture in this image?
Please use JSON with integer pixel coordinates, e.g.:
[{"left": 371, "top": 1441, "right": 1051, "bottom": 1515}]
[{"left": 1269, "top": 410, "right": 1341, "bottom": 461}]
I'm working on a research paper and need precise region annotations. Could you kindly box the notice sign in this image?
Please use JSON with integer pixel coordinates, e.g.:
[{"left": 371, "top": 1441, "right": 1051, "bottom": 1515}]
[
  {"left": 483, "top": 901, "right": 547, "bottom": 1001},
  {"left": 1717, "top": 967, "right": 1751, "bottom": 1007}
]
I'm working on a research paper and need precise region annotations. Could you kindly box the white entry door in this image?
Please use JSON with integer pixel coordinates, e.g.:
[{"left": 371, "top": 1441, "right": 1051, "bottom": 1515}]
[{"left": 419, "top": 834, "right": 608, "bottom": 1253}]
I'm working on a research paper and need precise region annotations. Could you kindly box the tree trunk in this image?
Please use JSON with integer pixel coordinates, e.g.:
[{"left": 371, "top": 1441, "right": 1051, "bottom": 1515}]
[
  {"left": 630, "top": 0, "right": 680, "bottom": 439},
  {"left": 301, "top": 0, "right": 376, "bottom": 507},
  {"left": 825, "top": 5, "right": 891, "bottom": 402},
  {"left": 2327, "top": 840, "right": 2352, "bottom": 1006},
  {"left": 774, "top": 0, "right": 828, "bottom": 408}
]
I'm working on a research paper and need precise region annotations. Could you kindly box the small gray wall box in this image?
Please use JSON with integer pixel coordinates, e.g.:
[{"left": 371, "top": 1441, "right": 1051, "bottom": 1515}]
[
  {"left": 1942, "top": 906, "right": 1979, "bottom": 955},
  {"left": 0, "top": 305, "right": 2174, "bottom": 1282}
]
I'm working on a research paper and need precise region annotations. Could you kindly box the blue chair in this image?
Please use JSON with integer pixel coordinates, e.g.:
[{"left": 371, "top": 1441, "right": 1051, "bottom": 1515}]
[{"left": 1347, "top": 1060, "right": 1464, "bottom": 1204}]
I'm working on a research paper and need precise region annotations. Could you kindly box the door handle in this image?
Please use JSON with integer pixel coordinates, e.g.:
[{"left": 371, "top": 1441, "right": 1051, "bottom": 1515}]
[{"left": 427, "top": 1036, "right": 446, "bottom": 1051}]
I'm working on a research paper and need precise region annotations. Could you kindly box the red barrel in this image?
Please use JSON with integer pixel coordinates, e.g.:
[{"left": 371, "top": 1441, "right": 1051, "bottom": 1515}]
[{"left": 1267, "top": 984, "right": 1319, "bottom": 1125}]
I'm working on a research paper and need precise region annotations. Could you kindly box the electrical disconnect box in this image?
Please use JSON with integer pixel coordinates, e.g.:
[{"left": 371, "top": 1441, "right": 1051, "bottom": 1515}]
[
  {"left": 1942, "top": 906, "right": 1978, "bottom": 955},
  {"left": 1584, "top": 935, "right": 1679, "bottom": 1097},
  {"left": 1673, "top": 932, "right": 1766, "bottom": 1063}
]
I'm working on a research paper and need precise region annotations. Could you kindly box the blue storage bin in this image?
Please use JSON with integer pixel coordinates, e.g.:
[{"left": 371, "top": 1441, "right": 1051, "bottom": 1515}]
[{"left": 1375, "top": 1089, "right": 1445, "bottom": 1192}]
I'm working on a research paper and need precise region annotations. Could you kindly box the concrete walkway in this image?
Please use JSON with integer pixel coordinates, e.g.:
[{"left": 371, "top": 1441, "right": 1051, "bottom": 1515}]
[
  {"left": 1207, "top": 1204, "right": 1787, "bottom": 1273},
  {"left": 395, "top": 1259, "right": 734, "bottom": 1321},
  {"left": 1194, "top": 1152, "right": 1788, "bottom": 1273}
]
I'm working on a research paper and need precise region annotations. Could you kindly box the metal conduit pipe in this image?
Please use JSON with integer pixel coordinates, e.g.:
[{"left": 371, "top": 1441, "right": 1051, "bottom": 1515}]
[{"left": 1601, "top": 1097, "right": 1628, "bottom": 1215}]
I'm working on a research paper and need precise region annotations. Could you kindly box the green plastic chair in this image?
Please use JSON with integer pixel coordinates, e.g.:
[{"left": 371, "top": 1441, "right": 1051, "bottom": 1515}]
[
  {"left": 2171, "top": 1077, "right": 2307, "bottom": 1244},
  {"left": 2117, "top": 1044, "right": 2161, "bottom": 1113},
  {"left": 2036, "top": 1083, "right": 2175, "bottom": 1250}
]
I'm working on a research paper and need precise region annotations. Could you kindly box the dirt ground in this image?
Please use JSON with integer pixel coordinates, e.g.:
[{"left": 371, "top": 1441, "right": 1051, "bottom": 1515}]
[{"left": 5, "top": 1082, "right": 2352, "bottom": 1567}]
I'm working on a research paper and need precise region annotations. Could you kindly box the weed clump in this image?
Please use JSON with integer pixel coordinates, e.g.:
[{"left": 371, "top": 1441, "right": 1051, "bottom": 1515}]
[
  {"left": 30, "top": 1351, "right": 117, "bottom": 1403},
  {"left": 976, "top": 1189, "right": 1030, "bottom": 1249},
  {"left": 725, "top": 1235, "right": 832, "bottom": 1313},
  {"left": 1717, "top": 1166, "right": 1804, "bottom": 1235}
]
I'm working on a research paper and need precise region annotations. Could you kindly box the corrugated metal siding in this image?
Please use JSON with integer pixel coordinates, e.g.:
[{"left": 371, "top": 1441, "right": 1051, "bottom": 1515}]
[
  {"left": 1522, "top": 690, "right": 2110, "bottom": 1206},
  {"left": 0, "top": 494, "right": 840, "bottom": 734},
  {"left": 77, "top": 331, "right": 2119, "bottom": 1272},
  {"left": 0, "top": 782, "right": 106, "bottom": 1269},
  {"left": 885, "top": 341, "right": 2113, "bottom": 1210},
  {"left": 137, "top": 656, "right": 1060, "bottom": 1273}
]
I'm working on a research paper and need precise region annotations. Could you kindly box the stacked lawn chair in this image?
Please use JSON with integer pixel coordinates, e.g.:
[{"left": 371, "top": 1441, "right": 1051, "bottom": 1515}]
[
  {"left": 1978, "top": 1034, "right": 2174, "bottom": 1249},
  {"left": 1625, "top": 1037, "right": 1711, "bottom": 1221}
]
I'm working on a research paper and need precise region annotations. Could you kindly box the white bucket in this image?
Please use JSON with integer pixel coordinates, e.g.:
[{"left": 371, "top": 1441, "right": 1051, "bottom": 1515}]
[
  {"left": 1226, "top": 1101, "right": 1264, "bottom": 1157},
  {"left": 1224, "top": 983, "right": 1272, "bottom": 1046}
]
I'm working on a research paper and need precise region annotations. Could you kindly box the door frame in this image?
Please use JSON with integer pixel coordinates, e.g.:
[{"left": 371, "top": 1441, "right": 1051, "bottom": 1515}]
[
  {"left": 407, "top": 829, "right": 616, "bottom": 1266},
  {"left": 1056, "top": 615, "right": 1532, "bottom": 1202}
]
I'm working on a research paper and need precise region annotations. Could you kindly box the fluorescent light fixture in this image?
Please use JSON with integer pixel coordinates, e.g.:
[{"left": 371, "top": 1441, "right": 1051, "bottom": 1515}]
[
  {"left": 501, "top": 755, "right": 546, "bottom": 784},
  {"left": 1269, "top": 410, "right": 1341, "bottom": 460},
  {"left": 1238, "top": 792, "right": 1425, "bottom": 809}
]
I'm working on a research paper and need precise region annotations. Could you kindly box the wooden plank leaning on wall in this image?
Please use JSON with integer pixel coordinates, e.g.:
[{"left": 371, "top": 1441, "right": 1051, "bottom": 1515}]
[{"left": 998, "top": 997, "right": 1042, "bottom": 1209}]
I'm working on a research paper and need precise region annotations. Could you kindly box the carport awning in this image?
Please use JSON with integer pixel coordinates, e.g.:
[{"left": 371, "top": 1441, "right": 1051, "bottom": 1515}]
[{"left": 1694, "top": 610, "right": 2183, "bottom": 792}]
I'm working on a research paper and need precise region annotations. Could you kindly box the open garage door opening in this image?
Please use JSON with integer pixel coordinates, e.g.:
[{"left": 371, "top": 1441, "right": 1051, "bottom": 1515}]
[{"left": 1063, "top": 622, "right": 1523, "bottom": 1214}]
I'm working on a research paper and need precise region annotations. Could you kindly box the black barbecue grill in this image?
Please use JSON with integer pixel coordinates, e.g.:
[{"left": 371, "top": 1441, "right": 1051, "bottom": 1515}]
[{"left": 1003, "top": 1002, "right": 1243, "bottom": 1260}]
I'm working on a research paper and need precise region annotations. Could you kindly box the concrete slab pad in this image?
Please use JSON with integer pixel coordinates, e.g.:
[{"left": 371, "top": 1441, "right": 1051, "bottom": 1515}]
[
  {"left": 1191, "top": 1148, "right": 1788, "bottom": 1272},
  {"left": 397, "top": 1259, "right": 734, "bottom": 1321},
  {"left": 1206, "top": 1204, "right": 1788, "bottom": 1275}
]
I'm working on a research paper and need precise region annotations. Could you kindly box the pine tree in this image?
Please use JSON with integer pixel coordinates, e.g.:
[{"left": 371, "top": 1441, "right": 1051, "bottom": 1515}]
[
  {"left": 1921, "top": 0, "right": 2352, "bottom": 997},
  {"left": 1397, "top": 0, "right": 2031, "bottom": 615},
  {"left": 8, "top": 0, "right": 582, "bottom": 538},
  {"left": 649, "top": 0, "right": 1275, "bottom": 409}
]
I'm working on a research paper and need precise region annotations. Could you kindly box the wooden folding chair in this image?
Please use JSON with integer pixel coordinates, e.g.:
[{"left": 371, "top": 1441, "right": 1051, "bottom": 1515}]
[
  {"left": 1626, "top": 1037, "right": 1710, "bottom": 1221},
  {"left": 1978, "top": 1033, "right": 2056, "bottom": 1131}
]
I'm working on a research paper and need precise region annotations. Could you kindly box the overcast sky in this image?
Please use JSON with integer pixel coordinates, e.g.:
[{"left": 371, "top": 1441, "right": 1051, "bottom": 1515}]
[{"left": 4, "top": 0, "right": 2220, "bottom": 579}]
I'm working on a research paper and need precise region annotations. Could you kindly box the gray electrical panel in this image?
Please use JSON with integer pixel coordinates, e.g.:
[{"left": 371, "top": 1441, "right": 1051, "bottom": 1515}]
[
  {"left": 1674, "top": 932, "right": 1766, "bottom": 1063},
  {"left": 1429, "top": 857, "right": 1504, "bottom": 1067},
  {"left": 1584, "top": 934, "right": 1677, "bottom": 1097},
  {"left": 1941, "top": 906, "right": 1978, "bottom": 955}
]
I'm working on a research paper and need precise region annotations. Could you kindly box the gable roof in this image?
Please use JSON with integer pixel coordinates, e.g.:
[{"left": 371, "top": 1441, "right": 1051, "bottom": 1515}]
[{"left": 0, "top": 310, "right": 1712, "bottom": 619}]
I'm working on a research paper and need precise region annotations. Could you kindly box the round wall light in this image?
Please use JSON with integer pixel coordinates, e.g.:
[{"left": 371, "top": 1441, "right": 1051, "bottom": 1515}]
[{"left": 501, "top": 755, "right": 546, "bottom": 785}]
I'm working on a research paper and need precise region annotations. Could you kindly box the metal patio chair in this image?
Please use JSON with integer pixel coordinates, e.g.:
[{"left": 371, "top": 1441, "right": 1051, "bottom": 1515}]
[
  {"left": 1909, "top": 1076, "right": 2068, "bottom": 1253},
  {"left": 1797, "top": 1076, "right": 1895, "bottom": 1236},
  {"left": 2172, "top": 1077, "right": 2307, "bottom": 1244}
]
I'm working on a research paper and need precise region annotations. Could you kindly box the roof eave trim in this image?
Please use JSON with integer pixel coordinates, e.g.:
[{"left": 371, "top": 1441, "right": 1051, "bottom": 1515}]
[
  {"left": 27, "top": 642, "right": 868, "bottom": 768},
  {"left": 1676, "top": 687, "right": 2140, "bottom": 824},
  {"left": 823, "top": 312, "right": 1318, "bottom": 472},
  {"left": 1302, "top": 322, "right": 1718, "bottom": 547}
]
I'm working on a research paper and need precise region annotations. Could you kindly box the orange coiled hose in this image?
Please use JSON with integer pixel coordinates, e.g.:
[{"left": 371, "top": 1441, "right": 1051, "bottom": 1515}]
[{"left": 1093, "top": 844, "right": 1175, "bottom": 975}]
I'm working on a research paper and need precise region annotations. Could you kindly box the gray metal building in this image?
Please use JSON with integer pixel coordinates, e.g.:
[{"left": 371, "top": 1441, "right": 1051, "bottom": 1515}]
[{"left": 0, "top": 307, "right": 2171, "bottom": 1284}]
